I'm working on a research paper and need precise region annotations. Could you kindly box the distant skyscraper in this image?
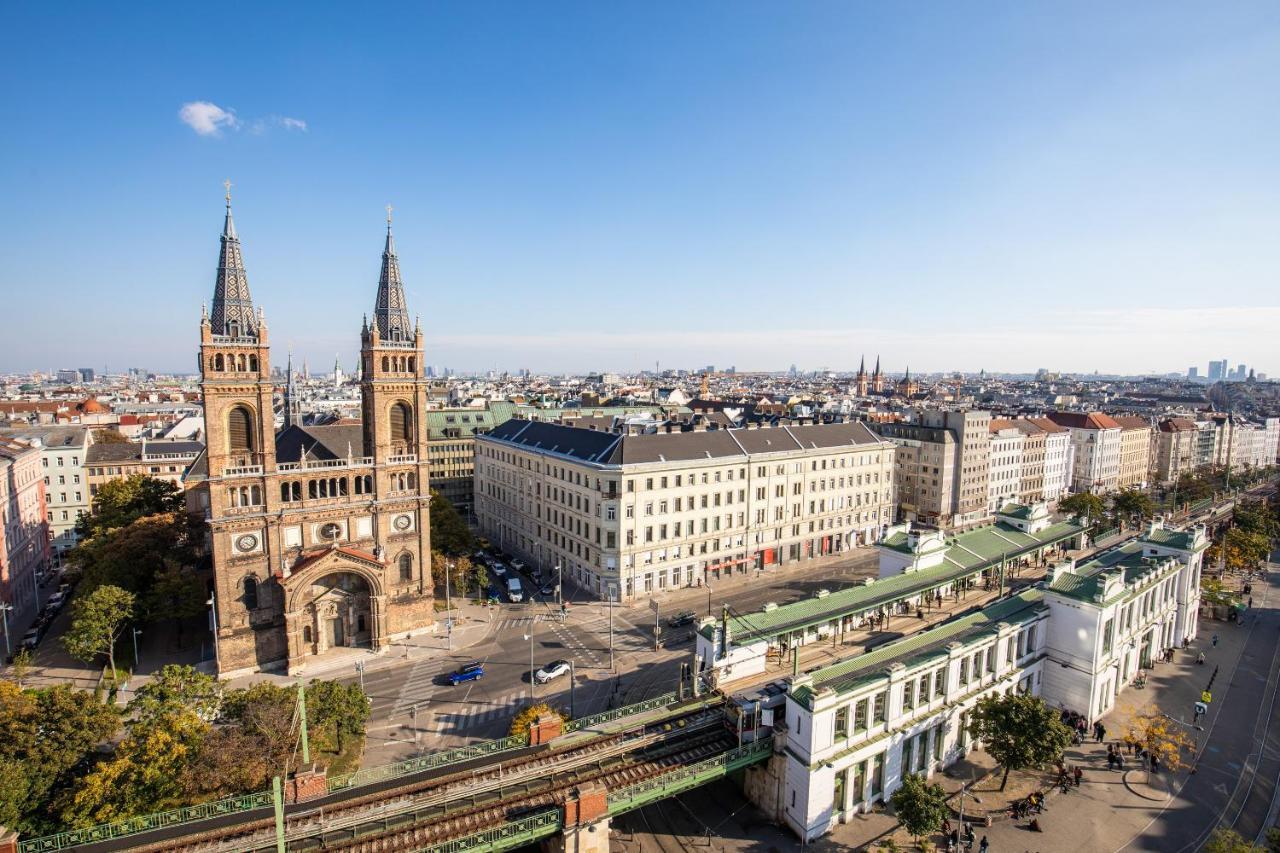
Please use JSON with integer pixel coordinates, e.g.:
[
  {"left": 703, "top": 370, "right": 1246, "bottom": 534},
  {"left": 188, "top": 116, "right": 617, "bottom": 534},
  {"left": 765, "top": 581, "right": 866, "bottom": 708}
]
[
  {"left": 1208, "top": 360, "right": 1227, "bottom": 381},
  {"left": 1188, "top": 367, "right": 1199, "bottom": 379}
]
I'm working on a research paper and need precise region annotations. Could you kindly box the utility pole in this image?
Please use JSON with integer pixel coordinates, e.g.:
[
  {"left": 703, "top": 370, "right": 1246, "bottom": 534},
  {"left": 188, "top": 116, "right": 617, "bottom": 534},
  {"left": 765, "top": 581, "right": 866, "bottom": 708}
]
[
  {"left": 132, "top": 627, "right": 142, "bottom": 669},
  {"left": 0, "top": 602, "right": 12, "bottom": 658},
  {"left": 652, "top": 599, "right": 661, "bottom": 651},
  {"left": 524, "top": 633, "right": 535, "bottom": 703},
  {"left": 608, "top": 591, "right": 615, "bottom": 672},
  {"left": 354, "top": 660, "right": 366, "bottom": 694},
  {"left": 297, "top": 679, "right": 311, "bottom": 765},
  {"left": 445, "top": 560, "right": 453, "bottom": 613},
  {"left": 569, "top": 660, "right": 576, "bottom": 717},
  {"left": 271, "top": 776, "right": 286, "bottom": 853},
  {"left": 207, "top": 596, "right": 221, "bottom": 673}
]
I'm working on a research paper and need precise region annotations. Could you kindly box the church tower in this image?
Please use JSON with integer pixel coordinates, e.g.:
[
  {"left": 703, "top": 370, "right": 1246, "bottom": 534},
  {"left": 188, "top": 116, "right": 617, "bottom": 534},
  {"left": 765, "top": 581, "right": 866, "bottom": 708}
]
[
  {"left": 855, "top": 355, "right": 869, "bottom": 397},
  {"left": 283, "top": 348, "right": 301, "bottom": 429},
  {"left": 872, "top": 355, "right": 885, "bottom": 394},
  {"left": 199, "top": 183, "right": 276, "bottom": 480}
]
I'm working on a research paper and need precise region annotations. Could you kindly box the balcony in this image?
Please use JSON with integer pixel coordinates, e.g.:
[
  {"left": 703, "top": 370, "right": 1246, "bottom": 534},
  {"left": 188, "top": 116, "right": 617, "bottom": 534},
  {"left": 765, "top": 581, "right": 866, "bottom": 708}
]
[
  {"left": 223, "top": 465, "right": 263, "bottom": 478},
  {"left": 277, "top": 457, "right": 373, "bottom": 473}
]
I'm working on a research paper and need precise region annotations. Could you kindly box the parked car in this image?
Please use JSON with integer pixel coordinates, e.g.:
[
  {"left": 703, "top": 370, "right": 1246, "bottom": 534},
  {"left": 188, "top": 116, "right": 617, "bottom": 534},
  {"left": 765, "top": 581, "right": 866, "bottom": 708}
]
[
  {"left": 667, "top": 610, "right": 696, "bottom": 628},
  {"left": 511, "top": 559, "right": 527, "bottom": 573},
  {"left": 447, "top": 662, "right": 485, "bottom": 685},
  {"left": 19, "top": 627, "right": 40, "bottom": 653},
  {"left": 490, "top": 563, "right": 507, "bottom": 578},
  {"left": 534, "top": 659, "right": 571, "bottom": 684},
  {"left": 45, "top": 590, "right": 66, "bottom": 610},
  {"left": 506, "top": 577, "right": 524, "bottom": 603},
  {"left": 539, "top": 583, "right": 556, "bottom": 598}
]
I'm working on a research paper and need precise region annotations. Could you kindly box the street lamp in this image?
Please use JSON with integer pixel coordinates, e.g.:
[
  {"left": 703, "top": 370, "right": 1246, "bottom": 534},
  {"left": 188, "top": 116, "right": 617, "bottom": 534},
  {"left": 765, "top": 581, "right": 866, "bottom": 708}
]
[
  {"left": 354, "top": 659, "right": 366, "bottom": 694},
  {"left": 706, "top": 584, "right": 713, "bottom": 617},
  {"left": 444, "top": 560, "right": 453, "bottom": 613},
  {"left": 555, "top": 562, "right": 563, "bottom": 608},
  {"left": 0, "top": 602, "right": 12, "bottom": 658},
  {"left": 131, "top": 627, "right": 142, "bottom": 669},
  {"left": 206, "top": 596, "right": 221, "bottom": 673}
]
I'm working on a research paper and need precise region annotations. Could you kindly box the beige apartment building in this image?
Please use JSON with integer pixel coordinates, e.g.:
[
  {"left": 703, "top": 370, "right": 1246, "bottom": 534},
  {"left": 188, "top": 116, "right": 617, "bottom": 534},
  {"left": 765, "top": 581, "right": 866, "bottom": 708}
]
[
  {"left": 874, "top": 409, "right": 991, "bottom": 530},
  {"left": 85, "top": 438, "right": 205, "bottom": 496},
  {"left": 1012, "top": 419, "right": 1047, "bottom": 503},
  {"left": 1112, "top": 416, "right": 1153, "bottom": 490},
  {"left": 475, "top": 420, "right": 895, "bottom": 601}
]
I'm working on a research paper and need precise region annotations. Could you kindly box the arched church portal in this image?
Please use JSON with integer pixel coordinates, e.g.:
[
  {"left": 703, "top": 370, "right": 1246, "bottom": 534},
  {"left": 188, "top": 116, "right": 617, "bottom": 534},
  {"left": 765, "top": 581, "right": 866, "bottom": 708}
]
[{"left": 302, "top": 572, "right": 373, "bottom": 654}]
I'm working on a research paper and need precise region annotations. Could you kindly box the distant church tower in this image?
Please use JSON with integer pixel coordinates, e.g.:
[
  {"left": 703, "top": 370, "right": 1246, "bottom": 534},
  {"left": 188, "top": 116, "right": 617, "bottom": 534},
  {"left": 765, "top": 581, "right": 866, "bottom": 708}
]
[
  {"left": 855, "top": 355, "right": 869, "bottom": 396},
  {"left": 871, "top": 355, "right": 885, "bottom": 394},
  {"left": 284, "top": 349, "right": 302, "bottom": 429}
]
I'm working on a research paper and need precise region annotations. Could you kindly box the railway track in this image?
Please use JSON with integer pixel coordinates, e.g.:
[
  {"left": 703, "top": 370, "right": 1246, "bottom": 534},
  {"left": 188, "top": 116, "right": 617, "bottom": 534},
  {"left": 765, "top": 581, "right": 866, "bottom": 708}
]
[{"left": 116, "top": 702, "right": 725, "bottom": 853}]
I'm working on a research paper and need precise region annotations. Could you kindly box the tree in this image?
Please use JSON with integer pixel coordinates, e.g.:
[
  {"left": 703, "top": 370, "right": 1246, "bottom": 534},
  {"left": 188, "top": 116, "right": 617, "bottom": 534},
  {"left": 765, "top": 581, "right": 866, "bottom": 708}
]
[
  {"left": 0, "top": 682, "right": 120, "bottom": 833},
  {"left": 57, "top": 710, "right": 209, "bottom": 827},
  {"left": 429, "top": 489, "right": 477, "bottom": 556},
  {"left": 1112, "top": 488, "right": 1155, "bottom": 527},
  {"left": 1200, "top": 576, "right": 1240, "bottom": 608},
  {"left": 1233, "top": 500, "right": 1278, "bottom": 541},
  {"left": 74, "top": 474, "right": 184, "bottom": 539},
  {"left": 8, "top": 648, "right": 32, "bottom": 688},
  {"left": 1060, "top": 492, "right": 1106, "bottom": 524},
  {"left": 432, "top": 552, "right": 476, "bottom": 599},
  {"left": 129, "top": 665, "right": 224, "bottom": 724},
  {"left": 1204, "top": 827, "right": 1263, "bottom": 853},
  {"left": 305, "top": 679, "right": 370, "bottom": 756},
  {"left": 890, "top": 772, "right": 948, "bottom": 843},
  {"left": 1119, "top": 709, "right": 1195, "bottom": 776},
  {"left": 967, "top": 692, "right": 1072, "bottom": 789},
  {"left": 222, "top": 682, "right": 300, "bottom": 773},
  {"left": 63, "top": 585, "right": 135, "bottom": 675},
  {"left": 508, "top": 702, "right": 569, "bottom": 739},
  {"left": 70, "top": 512, "right": 197, "bottom": 598},
  {"left": 91, "top": 429, "right": 131, "bottom": 445},
  {"left": 1223, "top": 528, "right": 1270, "bottom": 574}
]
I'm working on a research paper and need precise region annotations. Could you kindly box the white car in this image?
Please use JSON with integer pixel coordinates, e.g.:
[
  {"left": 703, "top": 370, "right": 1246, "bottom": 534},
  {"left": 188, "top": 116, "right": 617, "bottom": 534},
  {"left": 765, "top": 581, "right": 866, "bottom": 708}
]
[
  {"left": 490, "top": 563, "right": 507, "bottom": 577},
  {"left": 534, "top": 659, "right": 571, "bottom": 684},
  {"left": 511, "top": 559, "right": 527, "bottom": 573}
]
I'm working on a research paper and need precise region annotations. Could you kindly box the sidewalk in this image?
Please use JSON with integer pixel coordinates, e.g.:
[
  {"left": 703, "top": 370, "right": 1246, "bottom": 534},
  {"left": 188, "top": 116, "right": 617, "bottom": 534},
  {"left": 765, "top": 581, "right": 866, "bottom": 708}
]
[{"left": 829, "top": 580, "right": 1261, "bottom": 851}]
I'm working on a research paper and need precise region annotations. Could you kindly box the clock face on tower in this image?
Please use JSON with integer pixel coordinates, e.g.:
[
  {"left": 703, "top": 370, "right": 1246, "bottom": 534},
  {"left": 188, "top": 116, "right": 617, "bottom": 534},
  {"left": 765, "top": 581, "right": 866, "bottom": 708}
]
[
  {"left": 393, "top": 513, "right": 413, "bottom": 531},
  {"left": 235, "top": 534, "right": 258, "bottom": 553}
]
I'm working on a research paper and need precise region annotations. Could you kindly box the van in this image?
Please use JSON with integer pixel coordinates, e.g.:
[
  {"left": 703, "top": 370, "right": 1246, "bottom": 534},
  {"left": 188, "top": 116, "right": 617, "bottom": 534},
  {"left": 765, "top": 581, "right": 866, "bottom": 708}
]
[{"left": 506, "top": 577, "right": 523, "bottom": 603}]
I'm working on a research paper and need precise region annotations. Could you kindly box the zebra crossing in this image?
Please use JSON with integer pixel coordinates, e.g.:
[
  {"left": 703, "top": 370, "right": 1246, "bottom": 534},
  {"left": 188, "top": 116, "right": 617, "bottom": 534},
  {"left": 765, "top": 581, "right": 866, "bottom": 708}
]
[
  {"left": 488, "top": 614, "right": 545, "bottom": 634},
  {"left": 387, "top": 658, "right": 447, "bottom": 718},
  {"left": 429, "top": 692, "right": 529, "bottom": 736}
]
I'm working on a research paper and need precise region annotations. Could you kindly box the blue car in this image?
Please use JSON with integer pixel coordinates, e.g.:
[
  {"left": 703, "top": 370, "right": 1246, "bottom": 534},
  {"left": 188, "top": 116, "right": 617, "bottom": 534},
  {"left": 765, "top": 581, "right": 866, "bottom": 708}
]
[{"left": 447, "top": 662, "right": 485, "bottom": 685}]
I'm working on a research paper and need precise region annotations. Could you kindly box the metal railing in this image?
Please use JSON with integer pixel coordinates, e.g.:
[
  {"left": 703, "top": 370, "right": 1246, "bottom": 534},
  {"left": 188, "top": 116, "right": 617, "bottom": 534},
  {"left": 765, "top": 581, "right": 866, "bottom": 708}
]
[
  {"left": 276, "top": 456, "right": 373, "bottom": 472},
  {"left": 388, "top": 453, "right": 418, "bottom": 465},
  {"left": 418, "top": 809, "right": 561, "bottom": 853},
  {"left": 328, "top": 732, "right": 531, "bottom": 792},
  {"left": 222, "top": 464, "right": 263, "bottom": 477},
  {"left": 1091, "top": 526, "right": 1120, "bottom": 543},
  {"left": 563, "top": 691, "right": 679, "bottom": 732},
  {"left": 17, "top": 790, "right": 274, "bottom": 853},
  {"left": 607, "top": 736, "right": 773, "bottom": 815}
]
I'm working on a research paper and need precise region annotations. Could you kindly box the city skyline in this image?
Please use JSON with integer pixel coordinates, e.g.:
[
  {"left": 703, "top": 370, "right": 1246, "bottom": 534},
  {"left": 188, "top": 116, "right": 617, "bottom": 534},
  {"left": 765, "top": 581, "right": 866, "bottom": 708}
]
[{"left": 4, "top": 3, "right": 1280, "bottom": 375}]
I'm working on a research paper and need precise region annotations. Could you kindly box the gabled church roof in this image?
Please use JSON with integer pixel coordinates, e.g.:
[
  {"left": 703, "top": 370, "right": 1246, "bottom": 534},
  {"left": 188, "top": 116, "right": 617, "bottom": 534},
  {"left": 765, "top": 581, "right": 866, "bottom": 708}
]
[{"left": 209, "top": 191, "right": 258, "bottom": 338}]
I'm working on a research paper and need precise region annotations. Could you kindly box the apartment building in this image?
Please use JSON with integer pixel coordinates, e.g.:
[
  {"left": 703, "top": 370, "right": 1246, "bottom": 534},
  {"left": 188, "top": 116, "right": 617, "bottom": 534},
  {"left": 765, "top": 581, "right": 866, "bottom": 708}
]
[
  {"left": 1021, "top": 417, "right": 1072, "bottom": 501},
  {"left": 85, "top": 438, "right": 205, "bottom": 497},
  {"left": 986, "top": 420, "right": 1025, "bottom": 513},
  {"left": 1047, "top": 412, "right": 1122, "bottom": 494},
  {"left": 475, "top": 419, "right": 896, "bottom": 601},
  {"left": 0, "top": 439, "right": 50, "bottom": 630},
  {"left": 425, "top": 402, "right": 517, "bottom": 518},
  {"left": 1012, "top": 420, "right": 1046, "bottom": 504},
  {"left": 1112, "top": 415, "right": 1153, "bottom": 490},
  {"left": 768, "top": 518, "right": 1205, "bottom": 840},
  {"left": 873, "top": 409, "right": 991, "bottom": 530},
  {"left": 0, "top": 426, "right": 94, "bottom": 562},
  {"left": 1153, "top": 418, "right": 1199, "bottom": 483}
]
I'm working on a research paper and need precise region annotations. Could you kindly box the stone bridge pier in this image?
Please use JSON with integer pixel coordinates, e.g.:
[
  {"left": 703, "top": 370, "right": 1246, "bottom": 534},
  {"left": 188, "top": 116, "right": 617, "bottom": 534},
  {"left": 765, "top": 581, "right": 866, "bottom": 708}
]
[{"left": 543, "top": 782, "right": 610, "bottom": 853}]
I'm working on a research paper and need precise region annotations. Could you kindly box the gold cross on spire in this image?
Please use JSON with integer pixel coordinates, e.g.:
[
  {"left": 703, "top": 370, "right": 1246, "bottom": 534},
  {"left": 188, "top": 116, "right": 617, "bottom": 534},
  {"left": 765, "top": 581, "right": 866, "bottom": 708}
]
[
  {"left": 386, "top": 203, "right": 393, "bottom": 226},
  {"left": 224, "top": 178, "right": 233, "bottom": 206}
]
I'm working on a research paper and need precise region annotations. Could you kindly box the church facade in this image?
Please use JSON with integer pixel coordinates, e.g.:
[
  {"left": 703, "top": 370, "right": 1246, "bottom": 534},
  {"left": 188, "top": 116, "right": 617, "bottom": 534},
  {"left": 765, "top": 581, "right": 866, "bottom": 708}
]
[{"left": 194, "top": 194, "right": 434, "bottom": 677}]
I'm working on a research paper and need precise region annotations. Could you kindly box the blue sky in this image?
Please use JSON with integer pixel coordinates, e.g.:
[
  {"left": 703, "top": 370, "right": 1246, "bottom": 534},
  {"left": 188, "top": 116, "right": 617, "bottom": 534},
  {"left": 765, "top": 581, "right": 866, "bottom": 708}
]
[{"left": 2, "top": 3, "right": 1278, "bottom": 376}]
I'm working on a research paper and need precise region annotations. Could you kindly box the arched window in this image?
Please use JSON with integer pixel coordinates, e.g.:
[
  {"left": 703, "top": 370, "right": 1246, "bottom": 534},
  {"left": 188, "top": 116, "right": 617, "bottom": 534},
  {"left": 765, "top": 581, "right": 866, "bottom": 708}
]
[
  {"left": 408, "top": 357, "right": 415, "bottom": 373},
  {"left": 249, "top": 355, "right": 258, "bottom": 372},
  {"left": 227, "top": 320, "right": 240, "bottom": 338},
  {"left": 213, "top": 354, "right": 225, "bottom": 371},
  {"left": 236, "top": 354, "right": 246, "bottom": 371},
  {"left": 303, "top": 625, "right": 313, "bottom": 644},
  {"left": 390, "top": 402, "right": 412, "bottom": 445},
  {"left": 399, "top": 553, "right": 413, "bottom": 581},
  {"left": 243, "top": 577, "right": 259, "bottom": 610},
  {"left": 228, "top": 406, "right": 254, "bottom": 453},
  {"left": 381, "top": 356, "right": 389, "bottom": 373}
]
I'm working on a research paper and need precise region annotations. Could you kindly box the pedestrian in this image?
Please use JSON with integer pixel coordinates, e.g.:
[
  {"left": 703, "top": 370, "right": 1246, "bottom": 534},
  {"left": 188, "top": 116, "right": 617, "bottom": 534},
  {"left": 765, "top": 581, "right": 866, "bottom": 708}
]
[
  {"left": 1197, "top": 651, "right": 1206, "bottom": 665},
  {"left": 1151, "top": 753, "right": 1160, "bottom": 773},
  {"left": 1212, "top": 634, "right": 1219, "bottom": 647},
  {"left": 979, "top": 836, "right": 989, "bottom": 853},
  {"left": 1249, "top": 596, "right": 1254, "bottom": 609},
  {"left": 1096, "top": 722, "right": 1107, "bottom": 742},
  {"left": 1074, "top": 765, "right": 1083, "bottom": 786},
  {"left": 917, "top": 607, "right": 924, "bottom": 620}
]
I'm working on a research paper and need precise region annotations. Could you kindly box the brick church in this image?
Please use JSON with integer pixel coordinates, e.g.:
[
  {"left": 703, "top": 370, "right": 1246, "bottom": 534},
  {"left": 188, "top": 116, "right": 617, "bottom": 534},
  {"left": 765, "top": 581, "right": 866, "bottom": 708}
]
[{"left": 191, "top": 191, "right": 434, "bottom": 677}]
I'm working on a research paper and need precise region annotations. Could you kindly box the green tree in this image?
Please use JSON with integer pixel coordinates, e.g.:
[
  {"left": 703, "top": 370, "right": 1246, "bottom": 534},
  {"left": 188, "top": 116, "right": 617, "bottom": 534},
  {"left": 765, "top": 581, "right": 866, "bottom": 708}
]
[
  {"left": 222, "top": 683, "right": 299, "bottom": 772},
  {"left": 967, "top": 692, "right": 1073, "bottom": 789},
  {"left": 129, "top": 665, "right": 224, "bottom": 724},
  {"left": 429, "top": 489, "right": 477, "bottom": 555},
  {"left": 1223, "top": 528, "right": 1270, "bottom": 573},
  {"left": 74, "top": 474, "right": 184, "bottom": 539},
  {"left": 889, "top": 773, "right": 949, "bottom": 843},
  {"left": 306, "top": 679, "right": 370, "bottom": 756},
  {"left": 432, "top": 552, "right": 476, "bottom": 599},
  {"left": 1204, "top": 827, "right": 1263, "bottom": 853},
  {"left": 0, "top": 682, "right": 120, "bottom": 833},
  {"left": 91, "top": 429, "right": 132, "bottom": 445},
  {"left": 58, "top": 710, "right": 209, "bottom": 827},
  {"left": 70, "top": 512, "right": 197, "bottom": 597},
  {"left": 1233, "top": 499, "right": 1278, "bottom": 540},
  {"left": 8, "top": 648, "right": 32, "bottom": 688},
  {"left": 63, "top": 585, "right": 135, "bottom": 675},
  {"left": 1112, "top": 488, "right": 1155, "bottom": 527},
  {"left": 1060, "top": 492, "right": 1106, "bottom": 524}
]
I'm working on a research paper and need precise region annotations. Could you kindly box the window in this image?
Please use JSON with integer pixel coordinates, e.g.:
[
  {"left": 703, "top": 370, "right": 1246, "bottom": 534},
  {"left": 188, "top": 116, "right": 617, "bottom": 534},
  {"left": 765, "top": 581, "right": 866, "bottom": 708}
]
[
  {"left": 390, "top": 402, "right": 413, "bottom": 446},
  {"left": 228, "top": 406, "right": 254, "bottom": 452},
  {"left": 399, "top": 553, "right": 413, "bottom": 581},
  {"left": 873, "top": 691, "right": 886, "bottom": 723},
  {"left": 834, "top": 705, "right": 849, "bottom": 739},
  {"left": 1102, "top": 618, "right": 1114, "bottom": 655},
  {"left": 854, "top": 698, "right": 868, "bottom": 732},
  {"left": 903, "top": 680, "right": 915, "bottom": 710},
  {"left": 243, "top": 576, "right": 259, "bottom": 610}
]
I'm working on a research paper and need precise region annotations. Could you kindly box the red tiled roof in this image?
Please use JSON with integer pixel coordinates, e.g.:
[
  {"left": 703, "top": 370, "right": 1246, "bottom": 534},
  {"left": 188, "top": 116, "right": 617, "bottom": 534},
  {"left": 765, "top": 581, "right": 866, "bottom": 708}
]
[
  {"left": 283, "top": 544, "right": 385, "bottom": 578},
  {"left": 1111, "top": 415, "right": 1151, "bottom": 430},
  {"left": 1047, "top": 411, "right": 1121, "bottom": 430},
  {"left": 1159, "top": 417, "right": 1198, "bottom": 433}
]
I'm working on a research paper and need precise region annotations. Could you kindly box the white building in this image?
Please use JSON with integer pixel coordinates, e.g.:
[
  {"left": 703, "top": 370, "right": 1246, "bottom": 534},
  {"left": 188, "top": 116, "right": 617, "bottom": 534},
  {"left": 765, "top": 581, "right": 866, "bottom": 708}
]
[
  {"left": 0, "top": 426, "right": 94, "bottom": 563},
  {"left": 1048, "top": 412, "right": 1122, "bottom": 494},
  {"left": 986, "top": 422, "right": 1024, "bottom": 513}
]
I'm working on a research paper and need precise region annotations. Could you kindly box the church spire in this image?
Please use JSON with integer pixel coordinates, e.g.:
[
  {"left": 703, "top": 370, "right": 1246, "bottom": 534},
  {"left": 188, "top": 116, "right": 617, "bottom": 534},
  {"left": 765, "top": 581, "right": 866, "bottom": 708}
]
[
  {"left": 858, "top": 354, "right": 865, "bottom": 376},
  {"left": 873, "top": 355, "right": 880, "bottom": 377},
  {"left": 209, "top": 180, "right": 257, "bottom": 339},
  {"left": 284, "top": 347, "right": 301, "bottom": 429},
  {"left": 373, "top": 205, "right": 411, "bottom": 343}
]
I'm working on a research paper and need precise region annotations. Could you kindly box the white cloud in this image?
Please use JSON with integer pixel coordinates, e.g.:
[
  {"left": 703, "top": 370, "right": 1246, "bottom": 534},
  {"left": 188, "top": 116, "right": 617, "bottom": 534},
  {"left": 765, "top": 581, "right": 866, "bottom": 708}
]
[
  {"left": 178, "top": 101, "right": 239, "bottom": 136},
  {"left": 178, "top": 103, "right": 308, "bottom": 136}
]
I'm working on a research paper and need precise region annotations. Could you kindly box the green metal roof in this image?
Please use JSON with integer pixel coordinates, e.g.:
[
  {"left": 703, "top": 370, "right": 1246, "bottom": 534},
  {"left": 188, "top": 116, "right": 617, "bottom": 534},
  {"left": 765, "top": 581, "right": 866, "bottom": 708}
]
[
  {"left": 791, "top": 589, "right": 1046, "bottom": 707},
  {"left": 1142, "top": 527, "right": 1200, "bottom": 550},
  {"left": 1047, "top": 534, "right": 1184, "bottom": 603},
  {"left": 705, "top": 519, "right": 1082, "bottom": 645}
]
